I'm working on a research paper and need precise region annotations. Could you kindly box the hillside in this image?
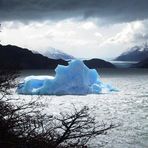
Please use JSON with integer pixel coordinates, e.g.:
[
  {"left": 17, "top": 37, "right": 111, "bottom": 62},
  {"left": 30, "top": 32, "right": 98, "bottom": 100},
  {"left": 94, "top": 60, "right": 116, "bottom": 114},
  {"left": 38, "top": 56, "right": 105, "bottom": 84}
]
[
  {"left": 0, "top": 44, "right": 115, "bottom": 70},
  {"left": 115, "top": 43, "right": 148, "bottom": 61},
  {"left": 133, "top": 58, "right": 148, "bottom": 68},
  {"left": 84, "top": 58, "right": 115, "bottom": 68},
  {"left": 0, "top": 44, "right": 68, "bottom": 69}
]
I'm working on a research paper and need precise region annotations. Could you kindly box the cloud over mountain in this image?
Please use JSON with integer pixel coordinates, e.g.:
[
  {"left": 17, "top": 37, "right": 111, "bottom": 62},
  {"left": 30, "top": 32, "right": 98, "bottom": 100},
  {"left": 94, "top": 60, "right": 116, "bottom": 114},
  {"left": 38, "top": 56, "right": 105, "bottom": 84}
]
[{"left": 0, "top": 0, "right": 148, "bottom": 23}]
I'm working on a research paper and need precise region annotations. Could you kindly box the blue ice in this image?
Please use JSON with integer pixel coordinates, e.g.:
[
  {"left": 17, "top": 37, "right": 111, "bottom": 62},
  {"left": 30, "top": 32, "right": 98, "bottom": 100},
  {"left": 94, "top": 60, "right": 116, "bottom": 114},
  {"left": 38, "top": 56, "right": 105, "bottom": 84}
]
[{"left": 17, "top": 60, "right": 117, "bottom": 95}]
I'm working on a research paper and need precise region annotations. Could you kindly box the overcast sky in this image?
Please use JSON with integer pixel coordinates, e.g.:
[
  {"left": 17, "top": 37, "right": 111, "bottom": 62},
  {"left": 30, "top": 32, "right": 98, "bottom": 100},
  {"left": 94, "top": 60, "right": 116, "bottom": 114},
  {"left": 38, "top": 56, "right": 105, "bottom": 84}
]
[{"left": 0, "top": 0, "right": 148, "bottom": 59}]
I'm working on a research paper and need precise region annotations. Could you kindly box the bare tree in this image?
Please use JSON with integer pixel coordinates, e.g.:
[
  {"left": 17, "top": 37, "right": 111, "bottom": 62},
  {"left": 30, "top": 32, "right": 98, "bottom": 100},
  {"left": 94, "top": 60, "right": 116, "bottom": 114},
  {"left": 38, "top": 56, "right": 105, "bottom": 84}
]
[
  {"left": 0, "top": 70, "right": 116, "bottom": 148},
  {"left": 51, "top": 106, "right": 115, "bottom": 147},
  {"left": 0, "top": 70, "right": 19, "bottom": 95}
]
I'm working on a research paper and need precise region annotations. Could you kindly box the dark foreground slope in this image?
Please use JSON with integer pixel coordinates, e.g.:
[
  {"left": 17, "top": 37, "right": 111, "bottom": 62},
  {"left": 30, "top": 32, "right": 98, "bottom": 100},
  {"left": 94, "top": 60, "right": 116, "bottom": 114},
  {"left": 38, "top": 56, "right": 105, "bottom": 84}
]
[
  {"left": 133, "top": 58, "right": 148, "bottom": 68},
  {"left": 0, "top": 44, "right": 68, "bottom": 69}
]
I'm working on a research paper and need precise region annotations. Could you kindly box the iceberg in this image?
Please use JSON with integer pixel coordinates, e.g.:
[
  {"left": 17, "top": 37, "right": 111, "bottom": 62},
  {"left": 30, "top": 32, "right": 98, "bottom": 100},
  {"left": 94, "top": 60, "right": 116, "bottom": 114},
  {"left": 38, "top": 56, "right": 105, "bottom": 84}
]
[{"left": 17, "top": 60, "right": 117, "bottom": 95}]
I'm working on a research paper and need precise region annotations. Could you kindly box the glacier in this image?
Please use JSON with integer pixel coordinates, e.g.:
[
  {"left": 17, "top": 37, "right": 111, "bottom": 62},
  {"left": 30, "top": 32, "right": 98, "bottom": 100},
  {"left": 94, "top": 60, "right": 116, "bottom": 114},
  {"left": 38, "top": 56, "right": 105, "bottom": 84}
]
[{"left": 17, "top": 60, "right": 117, "bottom": 95}]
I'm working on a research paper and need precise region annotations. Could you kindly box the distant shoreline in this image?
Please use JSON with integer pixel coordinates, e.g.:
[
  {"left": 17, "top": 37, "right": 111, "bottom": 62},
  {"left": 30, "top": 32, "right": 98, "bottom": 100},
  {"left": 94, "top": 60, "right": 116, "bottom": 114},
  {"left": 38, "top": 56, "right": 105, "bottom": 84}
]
[{"left": 110, "top": 60, "right": 138, "bottom": 68}]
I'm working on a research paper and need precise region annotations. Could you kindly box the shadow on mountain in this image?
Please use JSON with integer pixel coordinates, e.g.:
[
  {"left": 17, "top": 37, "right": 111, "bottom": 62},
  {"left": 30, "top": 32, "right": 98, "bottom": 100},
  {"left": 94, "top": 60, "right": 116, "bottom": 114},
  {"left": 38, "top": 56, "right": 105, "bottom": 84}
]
[
  {"left": 0, "top": 44, "right": 115, "bottom": 70},
  {"left": 0, "top": 44, "right": 68, "bottom": 70}
]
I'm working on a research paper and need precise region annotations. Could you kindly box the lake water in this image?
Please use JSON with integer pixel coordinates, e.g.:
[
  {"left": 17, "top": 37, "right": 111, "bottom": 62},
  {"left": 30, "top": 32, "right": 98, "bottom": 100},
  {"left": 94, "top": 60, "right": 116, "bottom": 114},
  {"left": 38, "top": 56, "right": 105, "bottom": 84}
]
[
  {"left": 16, "top": 69, "right": 148, "bottom": 148},
  {"left": 110, "top": 61, "right": 138, "bottom": 68}
]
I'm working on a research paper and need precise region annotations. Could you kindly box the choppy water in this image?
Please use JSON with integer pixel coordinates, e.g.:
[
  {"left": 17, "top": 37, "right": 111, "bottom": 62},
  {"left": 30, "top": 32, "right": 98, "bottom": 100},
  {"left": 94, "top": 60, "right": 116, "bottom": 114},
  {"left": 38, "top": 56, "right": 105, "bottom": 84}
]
[{"left": 16, "top": 69, "right": 148, "bottom": 147}]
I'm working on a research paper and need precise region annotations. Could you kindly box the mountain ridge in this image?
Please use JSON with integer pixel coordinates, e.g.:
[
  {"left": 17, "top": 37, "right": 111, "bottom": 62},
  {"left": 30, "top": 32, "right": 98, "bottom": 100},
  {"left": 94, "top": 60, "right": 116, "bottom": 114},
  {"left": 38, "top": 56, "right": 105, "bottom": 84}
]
[
  {"left": 40, "top": 48, "right": 75, "bottom": 61},
  {"left": 0, "top": 44, "right": 68, "bottom": 69},
  {"left": 133, "top": 58, "right": 148, "bottom": 68},
  {"left": 115, "top": 43, "right": 148, "bottom": 61},
  {"left": 0, "top": 44, "right": 115, "bottom": 69},
  {"left": 84, "top": 58, "right": 115, "bottom": 69}
]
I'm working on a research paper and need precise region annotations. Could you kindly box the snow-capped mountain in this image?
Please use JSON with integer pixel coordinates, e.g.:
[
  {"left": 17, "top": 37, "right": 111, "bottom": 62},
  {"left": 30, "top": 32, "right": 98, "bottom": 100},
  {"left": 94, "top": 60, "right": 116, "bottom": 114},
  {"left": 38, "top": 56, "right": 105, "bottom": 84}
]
[
  {"left": 40, "top": 48, "right": 75, "bottom": 61},
  {"left": 115, "top": 43, "right": 148, "bottom": 61}
]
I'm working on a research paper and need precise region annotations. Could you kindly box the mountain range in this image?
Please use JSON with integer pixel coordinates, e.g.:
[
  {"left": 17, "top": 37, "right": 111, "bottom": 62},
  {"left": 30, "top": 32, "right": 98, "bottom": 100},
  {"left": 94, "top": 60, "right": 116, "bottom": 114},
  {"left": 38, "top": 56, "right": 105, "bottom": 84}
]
[
  {"left": 0, "top": 44, "right": 115, "bottom": 70},
  {"left": 115, "top": 43, "right": 148, "bottom": 61},
  {"left": 0, "top": 44, "right": 67, "bottom": 69}
]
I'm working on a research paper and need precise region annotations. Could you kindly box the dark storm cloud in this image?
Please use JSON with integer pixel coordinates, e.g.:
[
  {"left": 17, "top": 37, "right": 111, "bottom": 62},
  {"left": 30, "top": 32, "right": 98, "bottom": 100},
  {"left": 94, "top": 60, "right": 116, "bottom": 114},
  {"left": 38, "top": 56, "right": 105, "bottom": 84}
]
[{"left": 0, "top": 0, "right": 148, "bottom": 23}]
